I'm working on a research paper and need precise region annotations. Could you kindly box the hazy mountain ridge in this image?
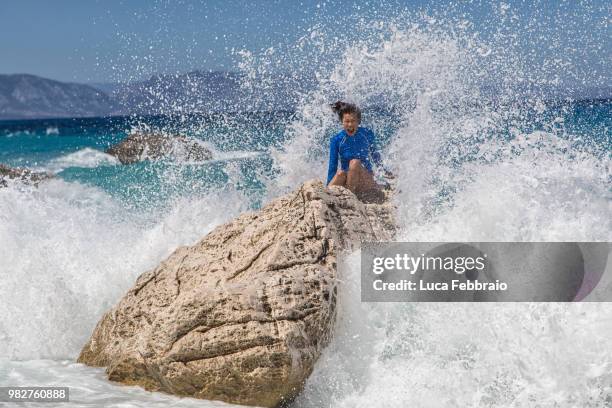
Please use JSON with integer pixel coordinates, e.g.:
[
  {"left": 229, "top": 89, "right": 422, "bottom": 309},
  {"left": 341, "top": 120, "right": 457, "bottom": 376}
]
[
  {"left": 0, "top": 74, "right": 121, "bottom": 120},
  {"left": 113, "top": 70, "right": 245, "bottom": 115},
  {"left": 111, "top": 70, "right": 317, "bottom": 115},
  {"left": 0, "top": 71, "right": 313, "bottom": 120},
  {"left": 0, "top": 72, "right": 608, "bottom": 120}
]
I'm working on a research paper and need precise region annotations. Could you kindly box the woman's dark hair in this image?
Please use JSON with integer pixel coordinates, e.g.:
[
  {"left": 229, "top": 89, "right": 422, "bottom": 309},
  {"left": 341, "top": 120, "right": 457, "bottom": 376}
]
[{"left": 330, "top": 101, "right": 361, "bottom": 123}]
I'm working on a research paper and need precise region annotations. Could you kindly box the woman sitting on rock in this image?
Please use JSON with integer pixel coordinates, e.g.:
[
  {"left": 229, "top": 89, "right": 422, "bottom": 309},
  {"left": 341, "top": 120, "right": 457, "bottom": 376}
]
[{"left": 326, "top": 101, "right": 392, "bottom": 203}]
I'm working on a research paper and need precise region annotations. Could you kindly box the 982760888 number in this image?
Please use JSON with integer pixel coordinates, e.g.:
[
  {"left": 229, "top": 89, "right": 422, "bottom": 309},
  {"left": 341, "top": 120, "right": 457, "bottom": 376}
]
[{"left": 1, "top": 387, "right": 69, "bottom": 402}]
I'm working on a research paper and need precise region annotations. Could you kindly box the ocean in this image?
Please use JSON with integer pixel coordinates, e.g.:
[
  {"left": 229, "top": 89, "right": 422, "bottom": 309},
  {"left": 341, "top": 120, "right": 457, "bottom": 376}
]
[{"left": 1, "top": 16, "right": 611, "bottom": 408}]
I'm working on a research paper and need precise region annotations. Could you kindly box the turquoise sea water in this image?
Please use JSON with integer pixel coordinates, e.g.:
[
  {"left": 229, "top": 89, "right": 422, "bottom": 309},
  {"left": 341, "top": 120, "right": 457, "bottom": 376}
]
[
  {"left": 1, "top": 100, "right": 609, "bottom": 210},
  {"left": 0, "top": 112, "right": 298, "bottom": 210}
]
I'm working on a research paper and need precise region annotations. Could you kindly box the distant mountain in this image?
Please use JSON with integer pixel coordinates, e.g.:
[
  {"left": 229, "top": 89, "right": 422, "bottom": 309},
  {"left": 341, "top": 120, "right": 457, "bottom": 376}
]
[
  {"left": 112, "top": 70, "right": 316, "bottom": 115},
  {"left": 0, "top": 71, "right": 315, "bottom": 120},
  {"left": 7, "top": 71, "right": 604, "bottom": 121},
  {"left": 113, "top": 71, "right": 244, "bottom": 115},
  {"left": 0, "top": 74, "right": 121, "bottom": 120},
  {"left": 89, "top": 82, "right": 122, "bottom": 95}
]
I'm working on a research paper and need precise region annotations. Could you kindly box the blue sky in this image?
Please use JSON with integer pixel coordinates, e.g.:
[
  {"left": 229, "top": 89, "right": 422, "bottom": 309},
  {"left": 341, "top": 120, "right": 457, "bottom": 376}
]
[{"left": 0, "top": 0, "right": 608, "bottom": 86}]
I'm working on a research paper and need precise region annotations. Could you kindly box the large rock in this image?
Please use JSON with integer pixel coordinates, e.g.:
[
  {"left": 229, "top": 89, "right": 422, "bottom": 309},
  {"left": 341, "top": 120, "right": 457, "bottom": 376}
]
[
  {"left": 106, "top": 132, "right": 213, "bottom": 164},
  {"left": 0, "top": 163, "right": 53, "bottom": 187},
  {"left": 78, "top": 179, "right": 395, "bottom": 407}
]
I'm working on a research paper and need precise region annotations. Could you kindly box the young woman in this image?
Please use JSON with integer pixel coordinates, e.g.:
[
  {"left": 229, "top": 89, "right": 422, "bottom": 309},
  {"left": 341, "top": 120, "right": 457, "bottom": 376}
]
[{"left": 326, "top": 101, "right": 391, "bottom": 203}]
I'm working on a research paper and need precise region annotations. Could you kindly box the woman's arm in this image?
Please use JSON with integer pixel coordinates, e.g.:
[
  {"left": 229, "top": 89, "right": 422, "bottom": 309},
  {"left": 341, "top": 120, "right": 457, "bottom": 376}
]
[{"left": 326, "top": 136, "right": 339, "bottom": 185}]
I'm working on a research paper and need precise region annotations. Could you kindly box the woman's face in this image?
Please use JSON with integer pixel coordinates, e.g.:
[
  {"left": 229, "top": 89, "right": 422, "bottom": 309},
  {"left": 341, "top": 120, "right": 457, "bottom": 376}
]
[{"left": 342, "top": 112, "right": 359, "bottom": 136}]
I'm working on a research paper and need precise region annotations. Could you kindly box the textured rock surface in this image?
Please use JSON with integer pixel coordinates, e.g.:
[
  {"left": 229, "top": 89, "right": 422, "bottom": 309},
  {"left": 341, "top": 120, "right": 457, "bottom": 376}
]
[
  {"left": 0, "top": 163, "right": 53, "bottom": 187},
  {"left": 78, "top": 179, "right": 395, "bottom": 407},
  {"left": 106, "top": 132, "right": 213, "bottom": 164}
]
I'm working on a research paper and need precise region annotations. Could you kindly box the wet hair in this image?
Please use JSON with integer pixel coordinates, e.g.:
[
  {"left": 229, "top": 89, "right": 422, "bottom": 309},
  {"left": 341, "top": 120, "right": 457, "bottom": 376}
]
[{"left": 330, "top": 101, "right": 361, "bottom": 123}]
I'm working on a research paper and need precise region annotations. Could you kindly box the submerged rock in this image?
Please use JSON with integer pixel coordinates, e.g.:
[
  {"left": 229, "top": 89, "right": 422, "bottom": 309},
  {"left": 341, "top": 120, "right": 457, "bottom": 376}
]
[
  {"left": 105, "top": 132, "right": 213, "bottom": 164},
  {"left": 0, "top": 163, "right": 53, "bottom": 187},
  {"left": 78, "top": 179, "right": 395, "bottom": 407}
]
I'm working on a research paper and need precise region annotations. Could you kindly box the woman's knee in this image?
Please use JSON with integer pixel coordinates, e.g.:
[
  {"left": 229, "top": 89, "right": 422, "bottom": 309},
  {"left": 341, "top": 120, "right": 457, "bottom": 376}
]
[
  {"left": 336, "top": 169, "right": 346, "bottom": 176},
  {"left": 348, "top": 159, "right": 362, "bottom": 170}
]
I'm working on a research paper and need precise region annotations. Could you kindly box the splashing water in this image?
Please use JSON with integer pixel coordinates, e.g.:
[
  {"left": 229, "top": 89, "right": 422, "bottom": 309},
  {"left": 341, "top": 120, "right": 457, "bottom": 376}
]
[
  {"left": 242, "top": 12, "right": 611, "bottom": 408},
  {"left": 1, "top": 4, "right": 611, "bottom": 408}
]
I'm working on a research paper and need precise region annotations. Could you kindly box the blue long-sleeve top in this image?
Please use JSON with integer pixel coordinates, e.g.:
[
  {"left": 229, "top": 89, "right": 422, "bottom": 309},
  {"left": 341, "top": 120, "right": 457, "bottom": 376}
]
[{"left": 326, "top": 126, "right": 383, "bottom": 185}]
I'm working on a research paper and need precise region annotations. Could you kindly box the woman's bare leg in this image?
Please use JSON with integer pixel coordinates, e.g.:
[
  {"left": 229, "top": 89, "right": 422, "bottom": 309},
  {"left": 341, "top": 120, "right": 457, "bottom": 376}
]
[
  {"left": 347, "top": 159, "right": 377, "bottom": 192},
  {"left": 329, "top": 170, "right": 347, "bottom": 187},
  {"left": 346, "top": 159, "right": 361, "bottom": 192},
  {"left": 347, "top": 159, "right": 384, "bottom": 202}
]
